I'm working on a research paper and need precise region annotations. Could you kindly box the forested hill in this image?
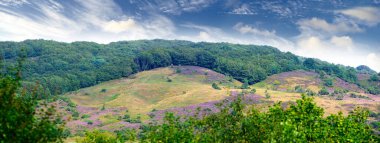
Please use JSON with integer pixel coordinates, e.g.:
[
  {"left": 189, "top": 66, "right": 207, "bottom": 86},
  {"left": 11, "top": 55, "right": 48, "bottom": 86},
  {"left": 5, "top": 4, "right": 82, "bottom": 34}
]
[{"left": 0, "top": 39, "right": 376, "bottom": 95}]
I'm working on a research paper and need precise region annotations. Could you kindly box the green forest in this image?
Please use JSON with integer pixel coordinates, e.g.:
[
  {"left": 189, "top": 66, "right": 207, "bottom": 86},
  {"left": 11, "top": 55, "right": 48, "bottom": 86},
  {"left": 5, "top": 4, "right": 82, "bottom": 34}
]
[{"left": 1, "top": 39, "right": 377, "bottom": 96}]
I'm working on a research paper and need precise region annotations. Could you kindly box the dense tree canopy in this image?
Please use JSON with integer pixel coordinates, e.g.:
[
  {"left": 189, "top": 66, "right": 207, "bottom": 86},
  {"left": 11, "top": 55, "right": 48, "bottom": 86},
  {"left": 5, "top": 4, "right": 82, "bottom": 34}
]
[{"left": 0, "top": 39, "right": 375, "bottom": 95}]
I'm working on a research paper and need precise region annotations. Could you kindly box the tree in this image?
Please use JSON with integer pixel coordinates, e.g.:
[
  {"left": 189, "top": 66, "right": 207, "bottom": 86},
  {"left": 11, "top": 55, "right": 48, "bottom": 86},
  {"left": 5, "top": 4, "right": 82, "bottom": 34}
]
[
  {"left": 303, "top": 58, "right": 317, "bottom": 69},
  {"left": 369, "top": 74, "right": 379, "bottom": 82},
  {"left": 0, "top": 64, "right": 65, "bottom": 142},
  {"left": 212, "top": 83, "right": 221, "bottom": 90},
  {"left": 323, "top": 78, "right": 334, "bottom": 87},
  {"left": 318, "top": 87, "right": 329, "bottom": 95},
  {"left": 241, "top": 79, "right": 250, "bottom": 89}
]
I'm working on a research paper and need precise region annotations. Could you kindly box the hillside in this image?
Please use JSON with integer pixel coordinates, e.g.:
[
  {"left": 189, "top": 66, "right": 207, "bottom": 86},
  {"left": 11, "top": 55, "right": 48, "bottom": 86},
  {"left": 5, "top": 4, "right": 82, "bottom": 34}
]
[
  {"left": 2, "top": 39, "right": 376, "bottom": 96},
  {"left": 55, "top": 67, "right": 380, "bottom": 134},
  {"left": 257, "top": 70, "right": 364, "bottom": 93},
  {"left": 252, "top": 70, "right": 379, "bottom": 115},
  {"left": 61, "top": 66, "right": 240, "bottom": 133}
]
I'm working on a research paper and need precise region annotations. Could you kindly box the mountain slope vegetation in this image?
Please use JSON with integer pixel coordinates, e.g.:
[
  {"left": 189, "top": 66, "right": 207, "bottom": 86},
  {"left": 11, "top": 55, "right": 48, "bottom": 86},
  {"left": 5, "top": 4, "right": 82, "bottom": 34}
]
[
  {"left": 2, "top": 39, "right": 376, "bottom": 96},
  {"left": 66, "top": 66, "right": 239, "bottom": 118}
]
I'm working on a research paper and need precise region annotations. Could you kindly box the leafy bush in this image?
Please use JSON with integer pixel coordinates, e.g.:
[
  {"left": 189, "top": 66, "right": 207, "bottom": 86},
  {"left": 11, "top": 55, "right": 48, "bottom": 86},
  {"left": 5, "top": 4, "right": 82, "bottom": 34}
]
[
  {"left": 212, "top": 83, "right": 221, "bottom": 90},
  {"left": 323, "top": 78, "right": 334, "bottom": 87},
  {"left": 85, "top": 119, "right": 93, "bottom": 125},
  {"left": 318, "top": 87, "right": 329, "bottom": 95},
  {"left": 241, "top": 79, "right": 250, "bottom": 89},
  {"left": 369, "top": 74, "right": 379, "bottom": 81},
  {"left": 336, "top": 94, "right": 344, "bottom": 100},
  {"left": 77, "top": 130, "right": 119, "bottom": 143},
  {"left": 0, "top": 65, "right": 65, "bottom": 142},
  {"left": 166, "top": 77, "right": 172, "bottom": 82},
  {"left": 81, "top": 114, "right": 90, "bottom": 119},
  {"left": 250, "top": 88, "right": 256, "bottom": 94},
  {"left": 294, "top": 85, "right": 304, "bottom": 93},
  {"left": 175, "top": 68, "right": 182, "bottom": 73},
  {"left": 139, "top": 95, "right": 378, "bottom": 142},
  {"left": 116, "top": 129, "right": 138, "bottom": 142},
  {"left": 350, "top": 93, "right": 370, "bottom": 99},
  {"left": 306, "top": 89, "right": 316, "bottom": 96},
  {"left": 265, "top": 90, "right": 271, "bottom": 99}
]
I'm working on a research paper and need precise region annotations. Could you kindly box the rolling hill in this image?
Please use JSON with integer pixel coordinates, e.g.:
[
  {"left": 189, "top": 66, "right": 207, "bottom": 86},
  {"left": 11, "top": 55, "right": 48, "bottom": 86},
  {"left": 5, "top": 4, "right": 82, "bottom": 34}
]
[
  {"left": 61, "top": 66, "right": 240, "bottom": 133},
  {"left": 55, "top": 66, "right": 379, "bottom": 135}
]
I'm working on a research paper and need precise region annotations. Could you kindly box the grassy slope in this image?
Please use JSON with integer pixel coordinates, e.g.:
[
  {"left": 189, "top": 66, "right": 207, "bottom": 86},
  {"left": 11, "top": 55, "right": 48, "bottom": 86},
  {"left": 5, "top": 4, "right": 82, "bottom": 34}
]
[
  {"left": 252, "top": 70, "right": 379, "bottom": 115},
  {"left": 61, "top": 67, "right": 379, "bottom": 140},
  {"left": 66, "top": 66, "right": 240, "bottom": 119}
]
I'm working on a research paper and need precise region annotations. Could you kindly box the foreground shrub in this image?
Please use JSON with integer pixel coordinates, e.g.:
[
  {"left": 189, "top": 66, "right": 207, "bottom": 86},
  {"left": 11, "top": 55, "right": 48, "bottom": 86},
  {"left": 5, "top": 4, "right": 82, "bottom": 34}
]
[
  {"left": 77, "top": 130, "right": 118, "bottom": 143},
  {"left": 0, "top": 64, "right": 65, "bottom": 142},
  {"left": 140, "top": 95, "right": 378, "bottom": 142}
]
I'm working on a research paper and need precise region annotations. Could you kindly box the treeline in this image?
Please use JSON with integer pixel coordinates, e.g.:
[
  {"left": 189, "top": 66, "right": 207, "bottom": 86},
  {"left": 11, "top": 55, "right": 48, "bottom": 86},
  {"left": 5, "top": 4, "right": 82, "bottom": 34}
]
[{"left": 0, "top": 39, "right": 377, "bottom": 95}]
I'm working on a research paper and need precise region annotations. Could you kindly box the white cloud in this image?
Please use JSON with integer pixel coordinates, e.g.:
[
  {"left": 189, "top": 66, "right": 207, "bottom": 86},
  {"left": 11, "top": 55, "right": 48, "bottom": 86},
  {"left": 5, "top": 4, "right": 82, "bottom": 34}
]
[
  {"left": 330, "top": 36, "right": 354, "bottom": 50},
  {"left": 297, "top": 17, "right": 362, "bottom": 34},
  {"left": 261, "top": 1, "right": 292, "bottom": 18},
  {"left": 231, "top": 23, "right": 295, "bottom": 52},
  {"left": 233, "top": 23, "right": 276, "bottom": 37},
  {"left": 337, "top": 7, "right": 380, "bottom": 26},
  {"left": 0, "top": 0, "right": 29, "bottom": 6},
  {"left": 155, "top": 0, "right": 216, "bottom": 15},
  {"left": 0, "top": 0, "right": 177, "bottom": 43},
  {"left": 366, "top": 53, "right": 380, "bottom": 72},
  {"left": 228, "top": 4, "right": 256, "bottom": 15},
  {"left": 103, "top": 19, "right": 137, "bottom": 33},
  {"left": 198, "top": 31, "right": 211, "bottom": 40}
]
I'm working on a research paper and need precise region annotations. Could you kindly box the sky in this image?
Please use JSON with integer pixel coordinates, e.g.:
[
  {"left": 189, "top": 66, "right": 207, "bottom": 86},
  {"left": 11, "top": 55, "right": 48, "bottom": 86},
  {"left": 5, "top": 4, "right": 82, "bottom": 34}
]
[{"left": 0, "top": 0, "right": 379, "bottom": 72}]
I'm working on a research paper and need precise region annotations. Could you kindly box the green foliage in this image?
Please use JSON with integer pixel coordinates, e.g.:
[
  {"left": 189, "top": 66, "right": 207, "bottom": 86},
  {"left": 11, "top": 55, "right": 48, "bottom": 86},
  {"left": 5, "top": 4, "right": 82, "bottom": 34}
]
[
  {"left": 211, "top": 83, "right": 221, "bottom": 90},
  {"left": 318, "top": 87, "right": 329, "bottom": 95},
  {"left": 369, "top": 74, "right": 379, "bottom": 82},
  {"left": 166, "top": 77, "right": 172, "bottom": 82},
  {"left": 115, "top": 129, "right": 137, "bottom": 142},
  {"left": 85, "top": 120, "right": 93, "bottom": 125},
  {"left": 265, "top": 92, "right": 271, "bottom": 99},
  {"left": 81, "top": 114, "right": 90, "bottom": 119},
  {"left": 77, "top": 130, "right": 119, "bottom": 143},
  {"left": 336, "top": 94, "right": 344, "bottom": 100},
  {"left": 1, "top": 40, "right": 366, "bottom": 95},
  {"left": 241, "top": 79, "right": 250, "bottom": 89},
  {"left": 350, "top": 93, "right": 370, "bottom": 99},
  {"left": 138, "top": 95, "right": 378, "bottom": 142},
  {"left": 323, "top": 78, "right": 334, "bottom": 87},
  {"left": 123, "top": 114, "right": 131, "bottom": 122},
  {"left": 0, "top": 63, "right": 65, "bottom": 142},
  {"left": 124, "top": 115, "right": 141, "bottom": 123},
  {"left": 101, "top": 103, "right": 105, "bottom": 111},
  {"left": 175, "top": 68, "right": 182, "bottom": 73},
  {"left": 294, "top": 85, "right": 304, "bottom": 93},
  {"left": 250, "top": 88, "right": 256, "bottom": 94},
  {"left": 306, "top": 89, "right": 316, "bottom": 96}
]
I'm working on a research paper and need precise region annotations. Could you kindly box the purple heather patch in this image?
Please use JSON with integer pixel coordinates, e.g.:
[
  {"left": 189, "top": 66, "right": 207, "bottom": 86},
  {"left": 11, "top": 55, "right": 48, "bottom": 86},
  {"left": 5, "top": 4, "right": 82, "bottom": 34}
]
[
  {"left": 174, "top": 66, "right": 226, "bottom": 83},
  {"left": 149, "top": 92, "right": 263, "bottom": 121}
]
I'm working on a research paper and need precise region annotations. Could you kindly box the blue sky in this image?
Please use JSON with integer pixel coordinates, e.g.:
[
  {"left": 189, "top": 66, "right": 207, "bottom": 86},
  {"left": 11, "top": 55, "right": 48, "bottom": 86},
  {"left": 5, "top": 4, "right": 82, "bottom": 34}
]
[{"left": 0, "top": 0, "right": 380, "bottom": 71}]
